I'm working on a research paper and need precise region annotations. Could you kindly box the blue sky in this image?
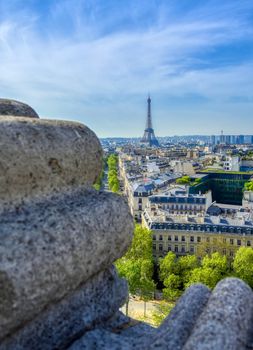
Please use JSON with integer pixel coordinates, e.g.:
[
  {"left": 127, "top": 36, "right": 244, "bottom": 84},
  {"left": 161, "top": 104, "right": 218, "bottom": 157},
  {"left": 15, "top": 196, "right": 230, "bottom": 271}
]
[{"left": 0, "top": 0, "right": 253, "bottom": 137}]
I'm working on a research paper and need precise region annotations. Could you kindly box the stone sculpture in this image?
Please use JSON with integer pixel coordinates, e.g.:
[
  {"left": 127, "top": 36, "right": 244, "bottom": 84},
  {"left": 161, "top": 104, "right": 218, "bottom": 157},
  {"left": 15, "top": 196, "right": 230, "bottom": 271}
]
[{"left": 0, "top": 99, "right": 252, "bottom": 350}]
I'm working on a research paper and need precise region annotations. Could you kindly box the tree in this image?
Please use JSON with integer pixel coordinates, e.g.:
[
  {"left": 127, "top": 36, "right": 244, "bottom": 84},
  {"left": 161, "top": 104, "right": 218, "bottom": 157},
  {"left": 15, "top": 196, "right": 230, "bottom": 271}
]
[
  {"left": 178, "top": 255, "right": 198, "bottom": 285},
  {"left": 116, "top": 258, "right": 140, "bottom": 316},
  {"left": 186, "top": 252, "right": 228, "bottom": 289},
  {"left": 111, "top": 182, "right": 119, "bottom": 193},
  {"left": 139, "top": 259, "right": 156, "bottom": 316},
  {"left": 233, "top": 247, "right": 253, "bottom": 288},
  {"left": 107, "top": 154, "right": 120, "bottom": 193},
  {"left": 193, "top": 178, "right": 201, "bottom": 185},
  {"left": 125, "top": 225, "right": 153, "bottom": 261},
  {"left": 186, "top": 267, "right": 221, "bottom": 289},
  {"left": 202, "top": 252, "right": 227, "bottom": 273},
  {"left": 159, "top": 252, "right": 179, "bottom": 282},
  {"left": 159, "top": 253, "right": 199, "bottom": 300},
  {"left": 93, "top": 158, "right": 105, "bottom": 190},
  {"left": 176, "top": 176, "right": 191, "bottom": 185},
  {"left": 107, "top": 154, "right": 118, "bottom": 168},
  {"left": 196, "top": 236, "right": 234, "bottom": 261},
  {"left": 163, "top": 274, "right": 182, "bottom": 300},
  {"left": 244, "top": 181, "right": 253, "bottom": 191},
  {"left": 116, "top": 225, "right": 155, "bottom": 316}
]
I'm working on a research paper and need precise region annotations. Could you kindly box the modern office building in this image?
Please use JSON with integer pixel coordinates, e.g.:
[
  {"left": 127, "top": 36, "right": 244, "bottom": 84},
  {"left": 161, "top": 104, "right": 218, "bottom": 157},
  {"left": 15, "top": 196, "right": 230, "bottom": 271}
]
[{"left": 190, "top": 170, "right": 253, "bottom": 205}]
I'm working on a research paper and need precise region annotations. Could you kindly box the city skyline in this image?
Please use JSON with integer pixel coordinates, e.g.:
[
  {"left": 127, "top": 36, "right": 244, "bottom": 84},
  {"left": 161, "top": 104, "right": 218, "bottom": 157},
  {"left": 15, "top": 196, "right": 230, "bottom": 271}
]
[{"left": 0, "top": 0, "right": 253, "bottom": 137}]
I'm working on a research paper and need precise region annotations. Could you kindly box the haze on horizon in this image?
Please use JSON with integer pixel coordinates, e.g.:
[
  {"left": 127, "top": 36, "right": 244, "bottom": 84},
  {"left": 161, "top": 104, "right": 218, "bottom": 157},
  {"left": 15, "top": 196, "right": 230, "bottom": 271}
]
[{"left": 0, "top": 0, "right": 252, "bottom": 137}]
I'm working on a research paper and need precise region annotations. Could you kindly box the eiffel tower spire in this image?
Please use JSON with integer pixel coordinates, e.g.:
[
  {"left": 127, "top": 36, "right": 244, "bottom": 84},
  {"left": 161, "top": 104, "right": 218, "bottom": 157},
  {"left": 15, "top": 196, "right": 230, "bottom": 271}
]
[{"left": 141, "top": 95, "right": 159, "bottom": 147}]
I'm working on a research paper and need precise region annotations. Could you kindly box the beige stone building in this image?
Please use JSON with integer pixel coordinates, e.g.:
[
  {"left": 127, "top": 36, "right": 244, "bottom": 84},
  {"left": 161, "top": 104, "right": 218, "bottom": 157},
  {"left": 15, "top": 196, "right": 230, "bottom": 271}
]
[{"left": 143, "top": 188, "right": 253, "bottom": 259}]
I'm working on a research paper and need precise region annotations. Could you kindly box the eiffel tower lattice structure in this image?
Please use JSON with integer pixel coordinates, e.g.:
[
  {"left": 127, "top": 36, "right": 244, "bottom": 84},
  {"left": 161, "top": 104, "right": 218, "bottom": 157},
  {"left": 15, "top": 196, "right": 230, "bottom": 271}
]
[{"left": 140, "top": 95, "right": 159, "bottom": 147}]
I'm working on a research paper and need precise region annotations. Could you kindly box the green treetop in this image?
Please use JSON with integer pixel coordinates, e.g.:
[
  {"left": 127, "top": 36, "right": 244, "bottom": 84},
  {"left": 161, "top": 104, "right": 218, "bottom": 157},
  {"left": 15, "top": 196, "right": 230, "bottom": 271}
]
[
  {"left": 176, "top": 176, "right": 191, "bottom": 185},
  {"left": 186, "top": 252, "right": 228, "bottom": 289},
  {"left": 116, "top": 225, "right": 155, "bottom": 309},
  {"left": 233, "top": 247, "right": 253, "bottom": 288}
]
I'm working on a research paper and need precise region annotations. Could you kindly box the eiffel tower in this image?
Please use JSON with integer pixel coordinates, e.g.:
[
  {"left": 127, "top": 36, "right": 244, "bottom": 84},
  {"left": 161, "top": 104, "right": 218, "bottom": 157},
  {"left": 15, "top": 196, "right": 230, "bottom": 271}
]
[{"left": 140, "top": 95, "right": 159, "bottom": 147}]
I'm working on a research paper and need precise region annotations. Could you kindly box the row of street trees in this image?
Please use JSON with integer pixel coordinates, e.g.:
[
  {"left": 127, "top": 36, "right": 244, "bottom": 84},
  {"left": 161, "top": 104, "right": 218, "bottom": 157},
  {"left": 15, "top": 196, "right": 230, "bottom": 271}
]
[
  {"left": 116, "top": 225, "right": 253, "bottom": 325},
  {"left": 107, "top": 154, "right": 120, "bottom": 193},
  {"left": 117, "top": 224, "right": 253, "bottom": 306},
  {"left": 159, "top": 247, "right": 253, "bottom": 300},
  {"left": 93, "top": 158, "right": 105, "bottom": 190}
]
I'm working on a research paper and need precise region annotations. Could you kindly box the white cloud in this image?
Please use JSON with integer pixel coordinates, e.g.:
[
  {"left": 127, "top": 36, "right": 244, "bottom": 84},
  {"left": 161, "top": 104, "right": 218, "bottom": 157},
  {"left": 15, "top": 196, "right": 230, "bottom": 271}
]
[{"left": 0, "top": 0, "right": 252, "bottom": 136}]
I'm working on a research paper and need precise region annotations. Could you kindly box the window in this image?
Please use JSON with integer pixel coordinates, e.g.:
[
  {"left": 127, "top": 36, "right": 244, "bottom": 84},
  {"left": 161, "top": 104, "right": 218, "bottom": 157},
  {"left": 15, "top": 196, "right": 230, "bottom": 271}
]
[
  {"left": 175, "top": 245, "right": 178, "bottom": 252},
  {"left": 222, "top": 248, "right": 226, "bottom": 255},
  {"left": 168, "top": 245, "right": 171, "bottom": 251},
  {"left": 152, "top": 235, "right": 156, "bottom": 241},
  {"left": 206, "top": 237, "right": 210, "bottom": 243},
  {"left": 197, "top": 236, "right": 201, "bottom": 243},
  {"left": 159, "top": 244, "right": 163, "bottom": 251},
  {"left": 138, "top": 198, "right": 142, "bottom": 204},
  {"left": 247, "top": 241, "right": 251, "bottom": 246},
  {"left": 237, "top": 239, "right": 241, "bottom": 246},
  {"left": 168, "top": 235, "right": 171, "bottom": 241},
  {"left": 190, "top": 246, "right": 194, "bottom": 253},
  {"left": 230, "top": 250, "right": 234, "bottom": 257},
  {"left": 159, "top": 235, "right": 163, "bottom": 241},
  {"left": 152, "top": 244, "right": 156, "bottom": 250},
  {"left": 181, "top": 236, "right": 185, "bottom": 242},
  {"left": 190, "top": 236, "right": 194, "bottom": 242},
  {"left": 181, "top": 246, "right": 185, "bottom": 253},
  {"left": 175, "top": 235, "right": 178, "bottom": 241},
  {"left": 230, "top": 238, "right": 234, "bottom": 245}
]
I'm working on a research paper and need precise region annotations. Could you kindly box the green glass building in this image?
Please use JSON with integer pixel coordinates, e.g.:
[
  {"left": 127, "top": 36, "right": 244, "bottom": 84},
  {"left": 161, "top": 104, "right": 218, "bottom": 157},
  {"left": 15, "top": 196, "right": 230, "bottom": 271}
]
[{"left": 189, "top": 170, "right": 253, "bottom": 205}]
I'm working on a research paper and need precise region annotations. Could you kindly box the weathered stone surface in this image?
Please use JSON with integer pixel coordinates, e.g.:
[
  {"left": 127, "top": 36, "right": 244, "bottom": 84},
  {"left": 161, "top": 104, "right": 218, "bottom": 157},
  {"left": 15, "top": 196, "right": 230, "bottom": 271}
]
[
  {"left": 0, "top": 188, "right": 133, "bottom": 340},
  {"left": 69, "top": 328, "right": 135, "bottom": 350},
  {"left": 146, "top": 284, "right": 211, "bottom": 350},
  {"left": 0, "top": 98, "right": 39, "bottom": 118},
  {"left": 68, "top": 312, "right": 155, "bottom": 350},
  {"left": 69, "top": 329, "right": 132, "bottom": 350},
  {"left": 68, "top": 280, "right": 253, "bottom": 350},
  {"left": 0, "top": 117, "right": 102, "bottom": 208},
  {"left": 1, "top": 267, "right": 128, "bottom": 350},
  {"left": 184, "top": 278, "right": 253, "bottom": 350}
]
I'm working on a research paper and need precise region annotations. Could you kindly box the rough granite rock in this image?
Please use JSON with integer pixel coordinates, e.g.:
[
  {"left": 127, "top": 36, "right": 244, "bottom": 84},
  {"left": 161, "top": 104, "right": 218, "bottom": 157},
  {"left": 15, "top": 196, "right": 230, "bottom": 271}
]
[
  {"left": 0, "top": 117, "right": 103, "bottom": 207},
  {"left": 1, "top": 267, "right": 128, "bottom": 350},
  {"left": 0, "top": 188, "right": 133, "bottom": 341},
  {"left": 67, "top": 280, "right": 253, "bottom": 350},
  {"left": 184, "top": 278, "right": 253, "bottom": 350},
  {"left": 146, "top": 284, "right": 211, "bottom": 350},
  {"left": 1, "top": 99, "right": 253, "bottom": 350},
  {"left": 0, "top": 98, "right": 39, "bottom": 118},
  {"left": 68, "top": 284, "right": 211, "bottom": 350},
  {"left": 68, "top": 313, "right": 155, "bottom": 350}
]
